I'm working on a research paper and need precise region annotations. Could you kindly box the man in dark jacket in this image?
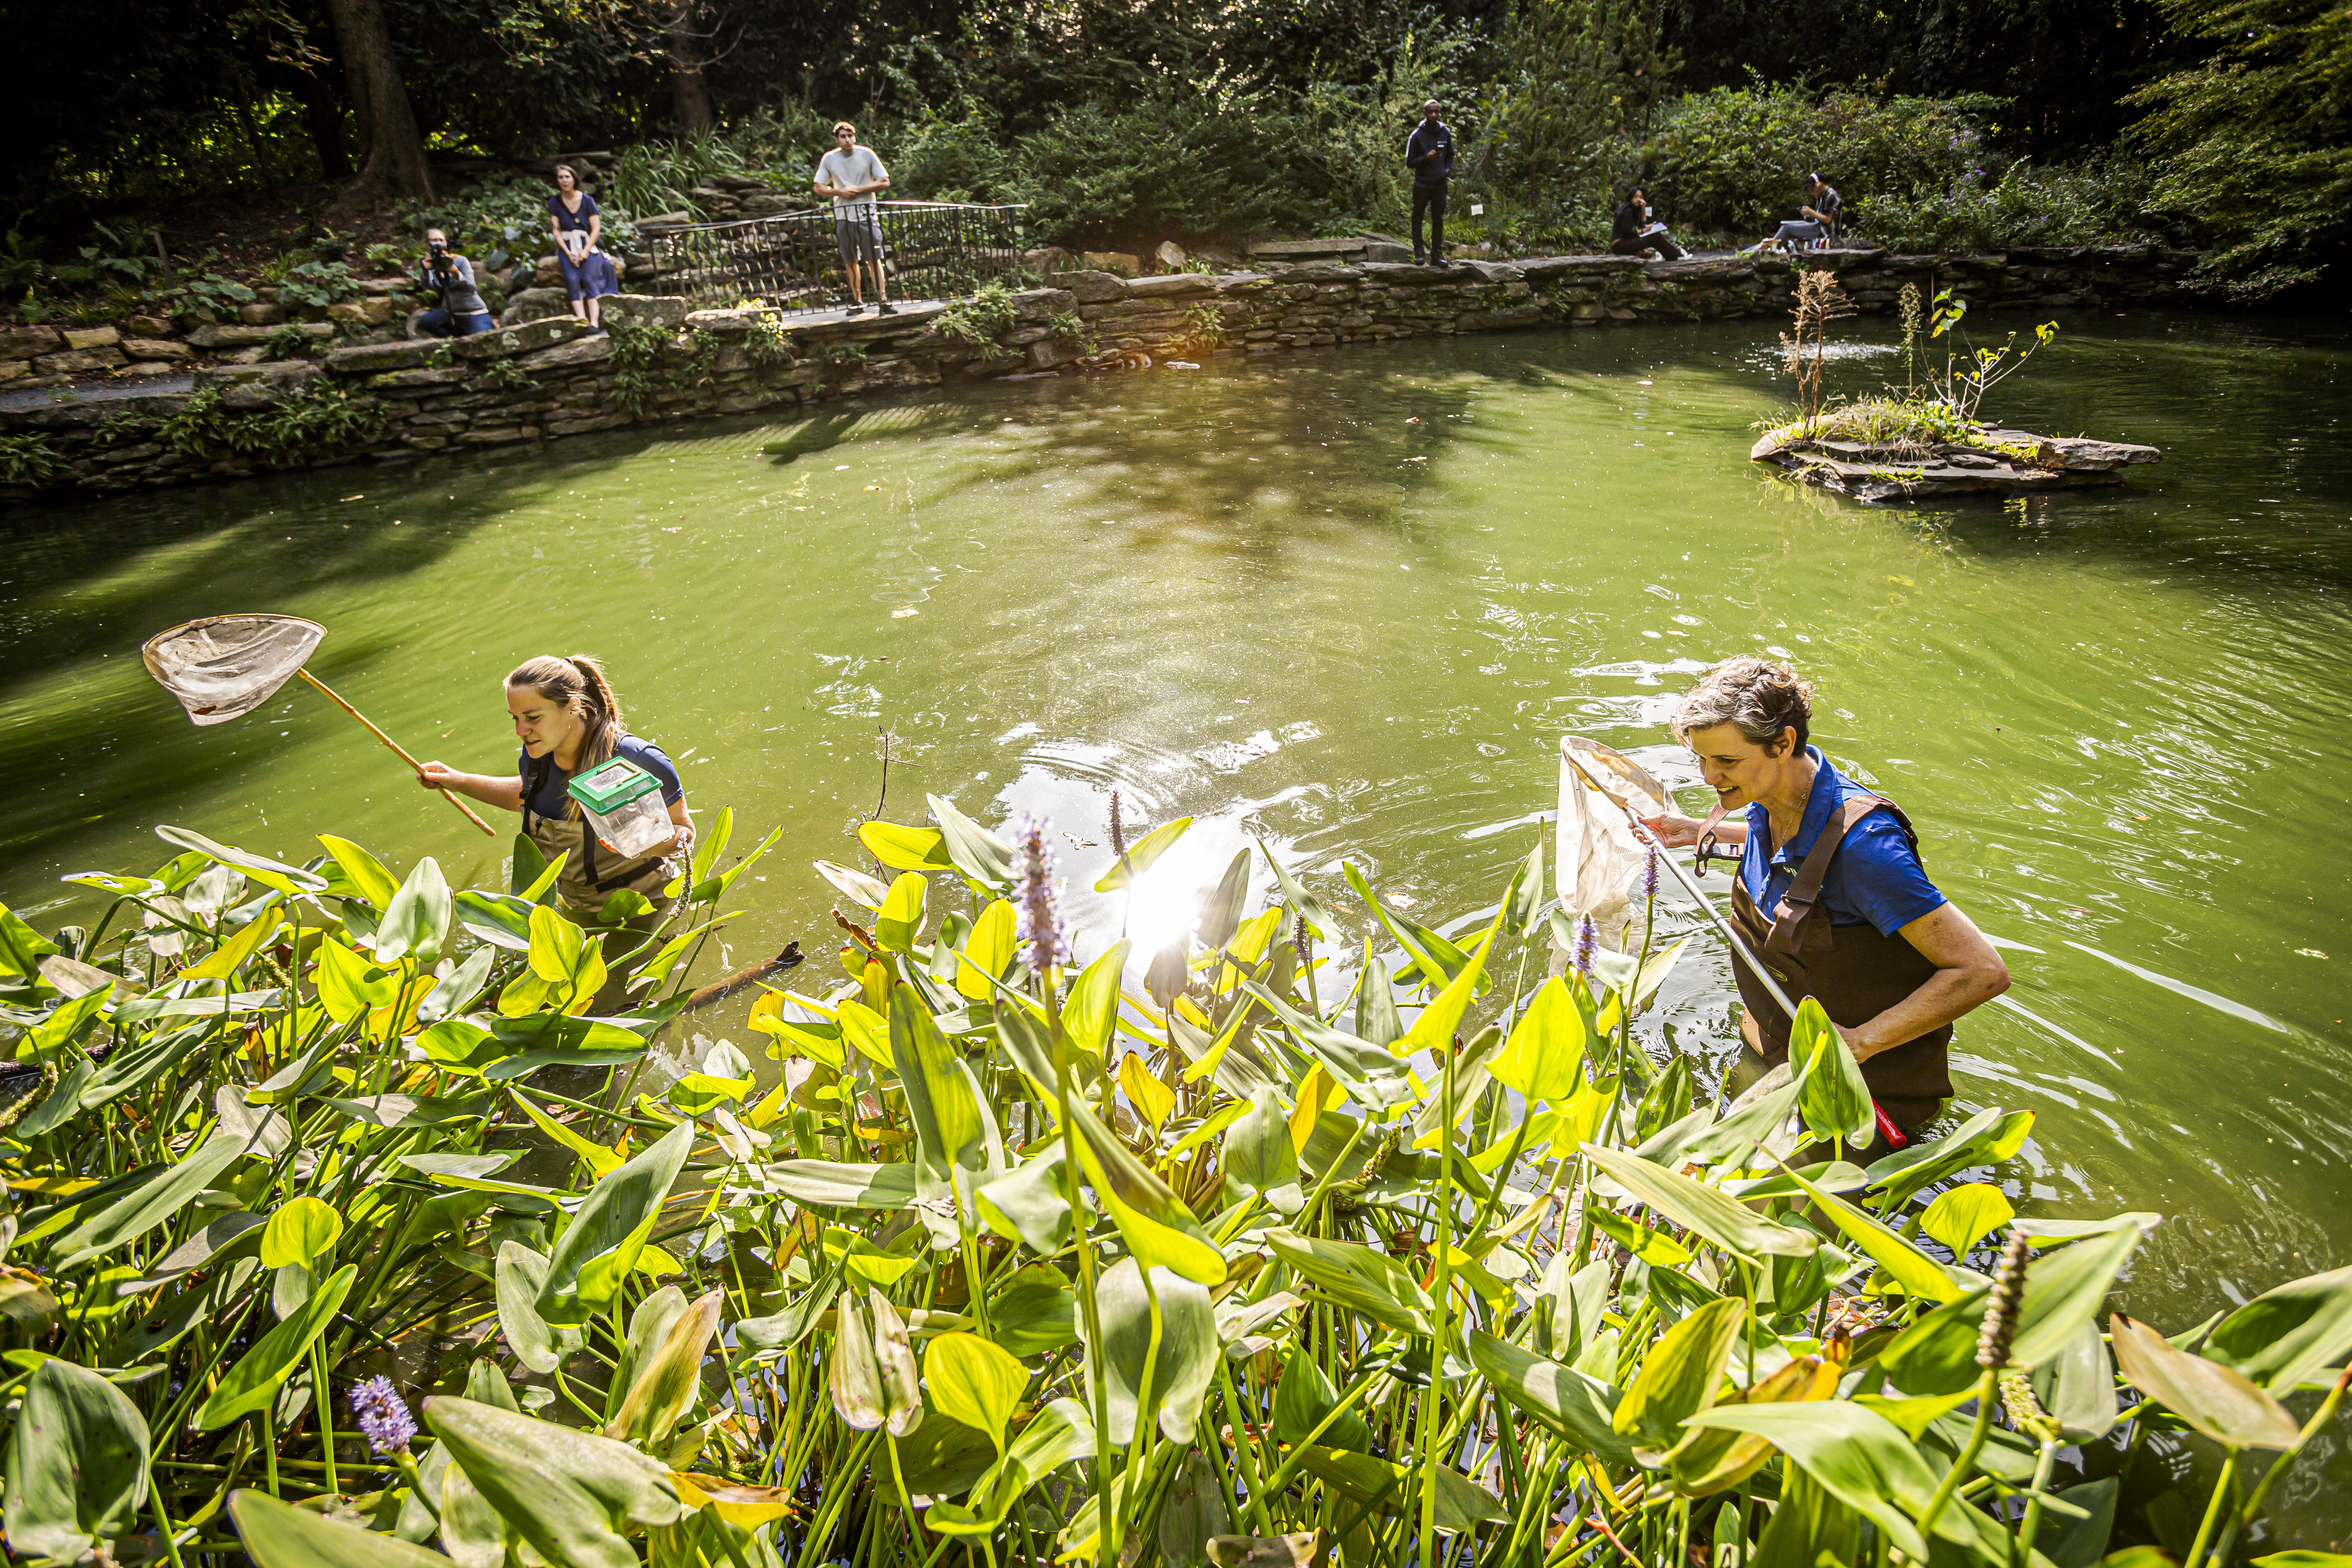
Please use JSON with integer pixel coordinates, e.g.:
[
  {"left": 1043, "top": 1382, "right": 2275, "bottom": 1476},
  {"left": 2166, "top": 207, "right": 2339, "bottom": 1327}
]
[{"left": 1406, "top": 100, "right": 1454, "bottom": 267}]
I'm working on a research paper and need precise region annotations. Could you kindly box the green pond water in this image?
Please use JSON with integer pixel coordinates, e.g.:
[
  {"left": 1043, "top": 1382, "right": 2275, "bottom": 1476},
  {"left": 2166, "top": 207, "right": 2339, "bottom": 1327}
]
[{"left": 5, "top": 306, "right": 2350, "bottom": 1527}]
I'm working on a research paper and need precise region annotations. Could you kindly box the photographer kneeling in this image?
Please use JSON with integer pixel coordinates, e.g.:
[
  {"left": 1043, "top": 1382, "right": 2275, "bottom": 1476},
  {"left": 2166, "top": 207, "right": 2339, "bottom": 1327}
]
[{"left": 415, "top": 228, "right": 495, "bottom": 338}]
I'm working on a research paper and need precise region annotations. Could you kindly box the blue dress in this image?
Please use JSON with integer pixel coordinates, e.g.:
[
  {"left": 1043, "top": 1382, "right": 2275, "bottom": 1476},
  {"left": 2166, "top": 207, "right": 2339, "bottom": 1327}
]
[{"left": 548, "top": 193, "right": 617, "bottom": 301}]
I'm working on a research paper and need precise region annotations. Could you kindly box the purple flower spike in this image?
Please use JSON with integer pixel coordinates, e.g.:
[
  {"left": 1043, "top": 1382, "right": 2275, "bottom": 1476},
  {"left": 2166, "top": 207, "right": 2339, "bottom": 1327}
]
[
  {"left": 349, "top": 1376, "right": 416, "bottom": 1454},
  {"left": 1009, "top": 813, "right": 1070, "bottom": 972},
  {"left": 1641, "top": 845, "right": 1660, "bottom": 901},
  {"left": 1573, "top": 915, "right": 1598, "bottom": 977}
]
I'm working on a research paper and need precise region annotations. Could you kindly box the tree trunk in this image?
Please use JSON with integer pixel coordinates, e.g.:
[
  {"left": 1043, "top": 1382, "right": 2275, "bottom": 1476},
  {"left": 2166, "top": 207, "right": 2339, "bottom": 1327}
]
[
  {"left": 292, "top": 69, "right": 354, "bottom": 180},
  {"left": 323, "top": 0, "right": 432, "bottom": 205},
  {"left": 666, "top": 2, "right": 718, "bottom": 134}
]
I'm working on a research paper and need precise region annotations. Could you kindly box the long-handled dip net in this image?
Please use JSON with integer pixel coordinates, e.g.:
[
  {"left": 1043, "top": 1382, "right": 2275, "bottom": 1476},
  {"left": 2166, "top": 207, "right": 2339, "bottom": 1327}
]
[{"left": 141, "top": 614, "right": 494, "bottom": 835}]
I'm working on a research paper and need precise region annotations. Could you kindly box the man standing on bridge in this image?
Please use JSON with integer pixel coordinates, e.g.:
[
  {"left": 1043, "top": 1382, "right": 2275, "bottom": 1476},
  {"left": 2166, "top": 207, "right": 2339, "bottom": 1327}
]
[
  {"left": 814, "top": 121, "right": 896, "bottom": 316},
  {"left": 1406, "top": 99, "right": 1454, "bottom": 268}
]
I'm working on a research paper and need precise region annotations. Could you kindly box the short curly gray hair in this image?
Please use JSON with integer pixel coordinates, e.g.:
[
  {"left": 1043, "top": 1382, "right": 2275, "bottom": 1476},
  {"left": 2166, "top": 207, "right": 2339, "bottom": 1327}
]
[{"left": 1671, "top": 656, "right": 1813, "bottom": 753}]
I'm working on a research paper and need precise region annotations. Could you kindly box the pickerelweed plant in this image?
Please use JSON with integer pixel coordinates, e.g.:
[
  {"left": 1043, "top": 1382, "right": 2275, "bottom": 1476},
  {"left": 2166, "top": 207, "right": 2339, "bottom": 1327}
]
[{"left": 0, "top": 795, "right": 2344, "bottom": 1568}]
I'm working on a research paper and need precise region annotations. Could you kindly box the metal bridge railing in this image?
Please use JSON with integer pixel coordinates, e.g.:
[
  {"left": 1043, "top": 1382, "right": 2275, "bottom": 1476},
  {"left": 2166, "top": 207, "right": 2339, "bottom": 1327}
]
[{"left": 640, "top": 202, "right": 1030, "bottom": 315}]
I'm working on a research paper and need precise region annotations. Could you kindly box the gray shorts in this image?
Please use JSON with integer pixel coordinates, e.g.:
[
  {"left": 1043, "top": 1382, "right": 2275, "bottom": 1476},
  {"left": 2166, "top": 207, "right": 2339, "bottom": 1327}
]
[{"left": 835, "top": 216, "right": 883, "bottom": 267}]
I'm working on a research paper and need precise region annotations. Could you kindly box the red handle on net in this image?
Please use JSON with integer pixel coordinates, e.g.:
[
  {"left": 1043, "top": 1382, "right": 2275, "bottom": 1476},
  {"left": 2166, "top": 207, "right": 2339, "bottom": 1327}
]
[{"left": 1873, "top": 1100, "right": 1909, "bottom": 1151}]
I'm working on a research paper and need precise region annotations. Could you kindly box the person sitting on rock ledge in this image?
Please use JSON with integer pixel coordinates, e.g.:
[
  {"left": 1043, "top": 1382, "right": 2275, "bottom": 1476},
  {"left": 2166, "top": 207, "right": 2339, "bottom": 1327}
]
[
  {"left": 1751, "top": 172, "right": 1841, "bottom": 253},
  {"left": 415, "top": 229, "right": 495, "bottom": 337},
  {"left": 1609, "top": 186, "right": 1685, "bottom": 261}
]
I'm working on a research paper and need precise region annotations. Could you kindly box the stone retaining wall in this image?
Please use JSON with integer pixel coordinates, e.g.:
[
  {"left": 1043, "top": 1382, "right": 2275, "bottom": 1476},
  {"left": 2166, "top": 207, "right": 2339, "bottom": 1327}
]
[{"left": 0, "top": 245, "right": 2205, "bottom": 501}]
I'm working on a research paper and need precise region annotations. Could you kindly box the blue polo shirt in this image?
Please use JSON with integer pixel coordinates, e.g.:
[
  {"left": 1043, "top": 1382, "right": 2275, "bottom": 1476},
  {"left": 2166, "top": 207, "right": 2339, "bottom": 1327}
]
[
  {"left": 519, "top": 735, "right": 684, "bottom": 822},
  {"left": 1741, "top": 747, "right": 1945, "bottom": 936}
]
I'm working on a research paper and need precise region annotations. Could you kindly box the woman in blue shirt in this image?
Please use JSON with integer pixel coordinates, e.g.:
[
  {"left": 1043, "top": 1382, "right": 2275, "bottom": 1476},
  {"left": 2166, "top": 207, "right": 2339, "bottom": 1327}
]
[
  {"left": 1643, "top": 657, "right": 2009, "bottom": 1147},
  {"left": 547, "top": 164, "right": 617, "bottom": 332},
  {"left": 414, "top": 654, "right": 693, "bottom": 921}
]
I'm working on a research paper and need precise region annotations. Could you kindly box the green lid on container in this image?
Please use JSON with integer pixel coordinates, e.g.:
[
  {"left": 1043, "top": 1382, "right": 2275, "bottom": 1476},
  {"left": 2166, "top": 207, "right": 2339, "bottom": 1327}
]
[{"left": 568, "top": 757, "right": 663, "bottom": 814}]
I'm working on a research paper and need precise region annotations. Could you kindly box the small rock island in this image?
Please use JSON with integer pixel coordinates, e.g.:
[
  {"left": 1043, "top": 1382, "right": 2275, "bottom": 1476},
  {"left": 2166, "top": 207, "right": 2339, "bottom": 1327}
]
[{"left": 1750, "top": 424, "right": 2162, "bottom": 503}]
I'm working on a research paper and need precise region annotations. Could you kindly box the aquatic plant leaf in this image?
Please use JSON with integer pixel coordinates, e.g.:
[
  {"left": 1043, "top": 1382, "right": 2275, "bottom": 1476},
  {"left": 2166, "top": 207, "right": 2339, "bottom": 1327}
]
[
  {"left": 2, "top": 1357, "right": 149, "bottom": 1561},
  {"left": 1750, "top": 1469, "right": 1861, "bottom": 1568},
  {"left": 1273, "top": 1348, "right": 1373, "bottom": 1452},
  {"left": 829, "top": 1289, "right": 886, "bottom": 1430},
  {"left": 926, "top": 1331, "right": 1027, "bottom": 1453},
  {"left": 154, "top": 824, "right": 327, "bottom": 895},
  {"left": 230, "top": 1490, "right": 454, "bottom": 1568},
  {"left": 423, "top": 1396, "right": 684, "bottom": 1568},
  {"left": 813, "top": 858, "right": 891, "bottom": 909},
  {"left": 1266, "top": 1229, "right": 1433, "bottom": 1335},
  {"left": 764, "top": 1160, "right": 918, "bottom": 1210},
  {"left": 1666, "top": 1353, "right": 1840, "bottom": 1497},
  {"left": 1227, "top": 1087, "right": 1304, "bottom": 1213},
  {"left": 376, "top": 854, "right": 451, "bottom": 965},
  {"left": 494, "top": 1242, "right": 576, "bottom": 1375},
  {"left": 1096, "top": 816, "right": 1192, "bottom": 891},
  {"left": 1160, "top": 1448, "right": 1232, "bottom": 1568},
  {"left": 928, "top": 793, "right": 1013, "bottom": 886},
  {"left": 53, "top": 1127, "right": 253, "bottom": 1271},
  {"left": 1862, "top": 1105, "right": 2035, "bottom": 1211},
  {"left": 1297, "top": 1446, "right": 1506, "bottom": 1532},
  {"left": 871, "top": 1289, "right": 925, "bottom": 1437},
  {"left": 859, "top": 820, "right": 953, "bottom": 873},
  {"left": 1880, "top": 1223, "right": 2148, "bottom": 1394},
  {"left": 1467, "top": 1330, "right": 1631, "bottom": 1464},
  {"left": 1254, "top": 839, "right": 1339, "bottom": 936},
  {"left": 1920, "top": 1183, "right": 2015, "bottom": 1256},
  {"left": 2204, "top": 1264, "right": 2352, "bottom": 1392},
  {"left": 1239, "top": 979, "right": 1414, "bottom": 1109},
  {"left": 259, "top": 1195, "right": 343, "bottom": 1270},
  {"left": 875, "top": 871, "right": 927, "bottom": 953},
  {"left": 1062, "top": 940, "right": 1129, "bottom": 1055},
  {"left": 535, "top": 1119, "right": 693, "bottom": 1326},
  {"left": 1614, "top": 1295, "right": 1747, "bottom": 1455},
  {"left": 452, "top": 889, "right": 533, "bottom": 950},
  {"left": 196, "top": 1263, "right": 356, "bottom": 1428},
  {"left": 1207, "top": 1535, "right": 1323, "bottom": 1568},
  {"left": 1488, "top": 977, "right": 1588, "bottom": 1106},
  {"left": 179, "top": 904, "right": 283, "bottom": 981},
  {"left": 1791, "top": 997, "right": 1873, "bottom": 1149},
  {"left": 956, "top": 899, "right": 1016, "bottom": 1000},
  {"left": 606, "top": 1289, "right": 720, "bottom": 1448},
  {"left": 1069, "top": 1098, "right": 1227, "bottom": 1285},
  {"left": 1119, "top": 1050, "right": 1175, "bottom": 1130},
  {"left": 1682, "top": 1400, "right": 1939, "bottom": 1559},
  {"left": 1579, "top": 1143, "right": 1818, "bottom": 1261},
  {"left": 890, "top": 984, "right": 985, "bottom": 1184},
  {"left": 2049, "top": 1322, "right": 2121, "bottom": 1441},
  {"left": 1779, "top": 1165, "right": 1978, "bottom": 1303},
  {"left": 2110, "top": 1312, "right": 2301, "bottom": 1450}
]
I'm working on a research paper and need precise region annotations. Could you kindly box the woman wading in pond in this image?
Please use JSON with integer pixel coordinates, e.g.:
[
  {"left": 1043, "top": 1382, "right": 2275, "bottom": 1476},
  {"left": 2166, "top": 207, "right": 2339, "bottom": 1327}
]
[
  {"left": 1642, "top": 657, "right": 2008, "bottom": 1155},
  {"left": 416, "top": 658, "right": 693, "bottom": 991}
]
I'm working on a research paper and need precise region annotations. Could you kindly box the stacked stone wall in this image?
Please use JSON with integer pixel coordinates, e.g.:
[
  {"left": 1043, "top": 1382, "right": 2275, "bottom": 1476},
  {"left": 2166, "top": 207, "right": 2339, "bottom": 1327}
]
[{"left": 0, "top": 245, "right": 2205, "bottom": 501}]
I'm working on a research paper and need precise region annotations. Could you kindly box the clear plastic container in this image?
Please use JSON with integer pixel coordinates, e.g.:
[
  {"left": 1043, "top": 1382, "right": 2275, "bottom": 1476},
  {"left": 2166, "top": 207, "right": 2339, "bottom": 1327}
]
[{"left": 567, "top": 757, "right": 675, "bottom": 859}]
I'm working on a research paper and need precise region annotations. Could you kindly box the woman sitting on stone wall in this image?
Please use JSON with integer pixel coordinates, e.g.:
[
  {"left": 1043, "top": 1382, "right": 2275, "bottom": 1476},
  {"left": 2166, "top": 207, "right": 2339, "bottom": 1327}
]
[{"left": 547, "top": 164, "right": 619, "bottom": 333}]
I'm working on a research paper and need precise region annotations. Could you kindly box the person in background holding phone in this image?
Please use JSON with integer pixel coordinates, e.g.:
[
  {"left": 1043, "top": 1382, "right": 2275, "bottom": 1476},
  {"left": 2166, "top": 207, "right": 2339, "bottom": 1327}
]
[
  {"left": 814, "top": 122, "right": 896, "bottom": 316},
  {"left": 1406, "top": 100, "right": 1454, "bottom": 267},
  {"left": 415, "top": 228, "right": 495, "bottom": 336}
]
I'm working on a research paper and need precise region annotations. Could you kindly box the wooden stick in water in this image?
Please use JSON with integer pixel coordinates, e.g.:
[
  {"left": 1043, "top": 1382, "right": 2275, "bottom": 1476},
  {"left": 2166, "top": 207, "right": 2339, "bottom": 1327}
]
[{"left": 294, "top": 668, "right": 497, "bottom": 836}]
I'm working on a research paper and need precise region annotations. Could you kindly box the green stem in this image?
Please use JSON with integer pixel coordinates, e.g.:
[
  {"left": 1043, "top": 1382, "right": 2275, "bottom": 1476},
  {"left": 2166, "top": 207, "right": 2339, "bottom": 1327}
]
[
  {"left": 1916, "top": 1368, "right": 1998, "bottom": 1539},
  {"left": 1046, "top": 971, "right": 1118, "bottom": 1566},
  {"left": 310, "top": 1338, "right": 339, "bottom": 1494},
  {"left": 2182, "top": 1449, "right": 2240, "bottom": 1568},
  {"left": 2236, "top": 1366, "right": 2352, "bottom": 1534},
  {"left": 2014, "top": 1438, "right": 2059, "bottom": 1568},
  {"left": 1417, "top": 1036, "right": 1459, "bottom": 1568}
]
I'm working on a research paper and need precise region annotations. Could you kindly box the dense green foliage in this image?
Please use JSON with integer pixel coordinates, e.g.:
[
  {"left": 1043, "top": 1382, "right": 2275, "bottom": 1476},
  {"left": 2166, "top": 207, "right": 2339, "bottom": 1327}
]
[
  {"left": 2127, "top": 0, "right": 2352, "bottom": 295},
  {"left": 1, "top": 793, "right": 2347, "bottom": 1564},
  {"left": 4, "top": 0, "right": 2344, "bottom": 306}
]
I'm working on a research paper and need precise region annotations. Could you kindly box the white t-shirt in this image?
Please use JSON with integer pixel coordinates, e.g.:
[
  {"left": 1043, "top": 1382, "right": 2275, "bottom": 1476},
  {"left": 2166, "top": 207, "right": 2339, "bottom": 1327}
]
[{"left": 816, "top": 147, "right": 889, "bottom": 216}]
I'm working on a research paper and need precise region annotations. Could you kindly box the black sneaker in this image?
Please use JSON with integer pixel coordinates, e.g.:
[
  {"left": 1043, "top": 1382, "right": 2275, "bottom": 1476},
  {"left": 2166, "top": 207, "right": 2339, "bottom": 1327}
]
[
  {"left": 1413, "top": 253, "right": 1425, "bottom": 265},
  {"left": 876, "top": 301, "right": 897, "bottom": 316},
  {"left": 844, "top": 302, "right": 865, "bottom": 316}
]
